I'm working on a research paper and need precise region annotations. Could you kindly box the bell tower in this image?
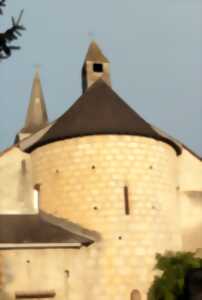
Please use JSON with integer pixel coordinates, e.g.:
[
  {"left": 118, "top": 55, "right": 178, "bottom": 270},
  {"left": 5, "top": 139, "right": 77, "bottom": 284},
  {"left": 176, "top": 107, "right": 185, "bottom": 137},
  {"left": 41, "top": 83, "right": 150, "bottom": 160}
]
[{"left": 82, "top": 41, "right": 111, "bottom": 93}]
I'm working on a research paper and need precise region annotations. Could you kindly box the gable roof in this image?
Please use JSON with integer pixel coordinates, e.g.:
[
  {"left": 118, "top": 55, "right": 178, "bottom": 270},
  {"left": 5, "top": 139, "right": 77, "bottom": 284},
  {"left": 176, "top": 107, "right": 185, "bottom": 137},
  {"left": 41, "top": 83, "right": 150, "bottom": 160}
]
[
  {"left": 0, "top": 214, "right": 94, "bottom": 248},
  {"left": 84, "top": 41, "right": 109, "bottom": 63},
  {"left": 27, "top": 80, "right": 181, "bottom": 155}
]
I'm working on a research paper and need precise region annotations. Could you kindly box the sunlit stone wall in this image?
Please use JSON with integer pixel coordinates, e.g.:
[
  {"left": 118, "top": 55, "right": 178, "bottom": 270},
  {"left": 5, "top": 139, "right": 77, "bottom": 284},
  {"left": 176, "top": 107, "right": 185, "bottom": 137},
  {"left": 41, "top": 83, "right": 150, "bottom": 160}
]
[{"left": 31, "top": 135, "right": 181, "bottom": 300}]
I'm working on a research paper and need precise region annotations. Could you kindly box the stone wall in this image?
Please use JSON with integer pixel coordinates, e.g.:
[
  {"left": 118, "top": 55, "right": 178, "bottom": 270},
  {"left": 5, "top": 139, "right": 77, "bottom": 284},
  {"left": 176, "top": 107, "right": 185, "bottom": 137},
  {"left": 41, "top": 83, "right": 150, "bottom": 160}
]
[
  {"left": 180, "top": 191, "right": 202, "bottom": 251},
  {"left": 179, "top": 149, "right": 202, "bottom": 252},
  {"left": 0, "top": 248, "right": 96, "bottom": 300},
  {"left": 31, "top": 135, "right": 181, "bottom": 300},
  {"left": 178, "top": 149, "right": 202, "bottom": 192},
  {"left": 0, "top": 147, "right": 36, "bottom": 214}
]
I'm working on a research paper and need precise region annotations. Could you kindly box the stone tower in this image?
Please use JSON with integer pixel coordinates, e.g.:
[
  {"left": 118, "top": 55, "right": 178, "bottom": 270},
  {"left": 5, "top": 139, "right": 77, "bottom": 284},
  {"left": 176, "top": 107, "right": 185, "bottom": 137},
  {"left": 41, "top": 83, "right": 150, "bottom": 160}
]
[
  {"left": 82, "top": 41, "right": 111, "bottom": 93},
  {"left": 29, "top": 43, "right": 182, "bottom": 300},
  {"left": 16, "top": 69, "right": 48, "bottom": 142}
]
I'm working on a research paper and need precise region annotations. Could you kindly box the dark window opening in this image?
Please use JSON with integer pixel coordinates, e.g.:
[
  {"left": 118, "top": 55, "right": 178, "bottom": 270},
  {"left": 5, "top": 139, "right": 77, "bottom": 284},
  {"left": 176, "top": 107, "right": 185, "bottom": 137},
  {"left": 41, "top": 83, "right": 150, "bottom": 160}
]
[
  {"left": 93, "top": 63, "right": 103, "bottom": 73},
  {"left": 131, "top": 289, "right": 141, "bottom": 300},
  {"left": 15, "top": 291, "right": 56, "bottom": 299},
  {"left": 124, "top": 186, "right": 130, "bottom": 215},
  {"left": 34, "top": 184, "right": 41, "bottom": 192}
]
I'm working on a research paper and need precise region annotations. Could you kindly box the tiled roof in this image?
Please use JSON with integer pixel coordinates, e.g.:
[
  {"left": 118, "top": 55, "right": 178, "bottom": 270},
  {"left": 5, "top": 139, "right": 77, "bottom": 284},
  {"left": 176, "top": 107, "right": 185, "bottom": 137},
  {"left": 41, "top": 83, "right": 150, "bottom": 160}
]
[{"left": 0, "top": 214, "right": 93, "bottom": 248}]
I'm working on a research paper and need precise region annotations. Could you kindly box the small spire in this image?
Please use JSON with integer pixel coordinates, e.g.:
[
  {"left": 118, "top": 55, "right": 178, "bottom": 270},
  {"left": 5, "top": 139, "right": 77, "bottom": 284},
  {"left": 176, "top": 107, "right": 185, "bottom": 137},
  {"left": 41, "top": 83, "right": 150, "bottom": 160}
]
[
  {"left": 84, "top": 40, "right": 109, "bottom": 63},
  {"left": 35, "top": 64, "right": 41, "bottom": 78},
  {"left": 23, "top": 68, "right": 48, "bottom": 134},
  {"left": 82, "top": 41, "right": 111, "bottom": 93}
]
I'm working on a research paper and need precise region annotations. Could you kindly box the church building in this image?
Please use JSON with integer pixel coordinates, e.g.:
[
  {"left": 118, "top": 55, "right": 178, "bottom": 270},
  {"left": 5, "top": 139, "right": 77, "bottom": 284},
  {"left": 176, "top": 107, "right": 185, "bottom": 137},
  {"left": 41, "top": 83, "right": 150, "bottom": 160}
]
[{"left": 0, "top": 41, "right": 202, "bottom": 300}]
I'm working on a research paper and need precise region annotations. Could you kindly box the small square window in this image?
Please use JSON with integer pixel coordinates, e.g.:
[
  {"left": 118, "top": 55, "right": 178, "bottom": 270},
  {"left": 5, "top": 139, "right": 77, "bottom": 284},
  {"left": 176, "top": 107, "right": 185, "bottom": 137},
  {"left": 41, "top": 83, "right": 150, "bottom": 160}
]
[{"left": 93, "top": 63, "right": 103, "bottom": 73}]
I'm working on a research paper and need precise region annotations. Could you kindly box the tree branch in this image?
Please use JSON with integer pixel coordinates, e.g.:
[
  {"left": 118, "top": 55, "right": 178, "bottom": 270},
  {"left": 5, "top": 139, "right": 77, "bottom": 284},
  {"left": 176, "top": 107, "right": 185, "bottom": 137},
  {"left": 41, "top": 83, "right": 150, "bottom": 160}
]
[
  {"left": 0, "top": 0, "right": 6, "bottom": 15},
  {"left": 0, "top": 2, "right": 25, "bottom": 60}
]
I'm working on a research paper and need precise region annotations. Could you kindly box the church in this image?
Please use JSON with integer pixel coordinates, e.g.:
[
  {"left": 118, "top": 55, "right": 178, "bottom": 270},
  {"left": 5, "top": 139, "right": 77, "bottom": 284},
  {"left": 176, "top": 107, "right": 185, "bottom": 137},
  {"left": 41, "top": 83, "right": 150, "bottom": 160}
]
[{"left": 0, "top": 41, "right": 202, "bottom": 300}]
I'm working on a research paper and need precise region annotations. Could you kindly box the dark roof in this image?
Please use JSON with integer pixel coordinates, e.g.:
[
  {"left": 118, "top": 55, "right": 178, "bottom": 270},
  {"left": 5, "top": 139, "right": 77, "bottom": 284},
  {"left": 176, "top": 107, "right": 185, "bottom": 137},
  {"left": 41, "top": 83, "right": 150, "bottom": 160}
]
[
  {"left": 27, "top": 80, "right": 181, "bottom": 155},
  {"left": 0, "top": 214, "right": 93, "bottom": 247},
  {"left": 84, "top": 41, "right": 109, "bottom": 63}
]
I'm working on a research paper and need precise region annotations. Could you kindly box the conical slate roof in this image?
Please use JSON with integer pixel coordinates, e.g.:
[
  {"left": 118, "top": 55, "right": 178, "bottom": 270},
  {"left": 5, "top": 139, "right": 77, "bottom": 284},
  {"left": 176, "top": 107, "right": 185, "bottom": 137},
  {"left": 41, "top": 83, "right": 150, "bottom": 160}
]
[
  {"left": 21, "top": 70, "right": 48, "bottom": 134},
  {"left": 84, "top": 41, "right": 109, "bottom": 63},
  {"left": 28, "top": 80, "right": 181, "bottom": 155}
]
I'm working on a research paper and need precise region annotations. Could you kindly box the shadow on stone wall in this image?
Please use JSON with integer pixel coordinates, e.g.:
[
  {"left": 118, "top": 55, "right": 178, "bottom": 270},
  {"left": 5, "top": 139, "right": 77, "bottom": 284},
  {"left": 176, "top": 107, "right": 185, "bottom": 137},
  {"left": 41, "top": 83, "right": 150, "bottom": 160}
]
[
  {"left": 0, "top": 290, "right": 12, "bottom": 300},
  {"left": 185, "top": 192, "right": 202, "bottom": 199},
  {"left": 182, "top": 223, "right": 202, "bottom": 252},
  {"left": 0, "top": 258, "right": 15, "bottom": 300},
  {"left": 183, "top": 268, "right": 202, "bottom": 300}
]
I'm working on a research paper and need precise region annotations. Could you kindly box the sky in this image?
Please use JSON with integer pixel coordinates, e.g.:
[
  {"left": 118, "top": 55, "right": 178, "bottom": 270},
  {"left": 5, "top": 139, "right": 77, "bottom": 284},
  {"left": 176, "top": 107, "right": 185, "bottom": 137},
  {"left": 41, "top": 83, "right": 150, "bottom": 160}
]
[{"left": 0, "top": 0, "right": 202, "bottom": 155}]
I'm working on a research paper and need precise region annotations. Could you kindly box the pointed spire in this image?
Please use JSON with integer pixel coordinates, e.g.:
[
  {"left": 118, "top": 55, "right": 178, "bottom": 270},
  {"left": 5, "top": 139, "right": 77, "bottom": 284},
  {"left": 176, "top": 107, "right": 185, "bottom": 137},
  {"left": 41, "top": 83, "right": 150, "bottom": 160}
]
[
  {"left": 84, "top": 41, "right": 109, "bottom": 63},
  {"left": 82, "top": 41, "right": 111, "bottom": 93},
  {"left": 23, "top": 68, "right": 48, "bottom": 134}
]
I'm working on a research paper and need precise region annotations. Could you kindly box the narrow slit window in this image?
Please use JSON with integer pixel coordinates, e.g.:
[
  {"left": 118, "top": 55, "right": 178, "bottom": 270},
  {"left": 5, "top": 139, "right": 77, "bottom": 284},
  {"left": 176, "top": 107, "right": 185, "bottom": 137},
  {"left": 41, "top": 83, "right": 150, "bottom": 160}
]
[
  {"left": 124, "top": 186, "right": 130, "bottom": 215},
  {"left": 15, "top": 290, "right": 56, "bottom": 299}
]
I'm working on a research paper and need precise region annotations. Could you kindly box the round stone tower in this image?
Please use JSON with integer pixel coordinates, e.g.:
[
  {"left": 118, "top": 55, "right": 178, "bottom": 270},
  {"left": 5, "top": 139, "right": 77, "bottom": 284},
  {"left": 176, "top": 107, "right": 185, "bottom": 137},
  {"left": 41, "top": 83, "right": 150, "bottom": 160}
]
[{"left": 30, "top": 42, "right": 182, "bottom": 300}]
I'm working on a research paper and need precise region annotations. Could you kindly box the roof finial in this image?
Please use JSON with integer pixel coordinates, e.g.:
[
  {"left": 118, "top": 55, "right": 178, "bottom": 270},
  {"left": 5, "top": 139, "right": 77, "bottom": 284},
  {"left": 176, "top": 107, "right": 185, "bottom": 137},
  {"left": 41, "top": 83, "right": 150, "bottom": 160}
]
[
  {"left": 35, "top": 64, "right": 40, "bottom": 71},
  {"left": 34, "top": 64, "right": 41, "bottom": 78}
]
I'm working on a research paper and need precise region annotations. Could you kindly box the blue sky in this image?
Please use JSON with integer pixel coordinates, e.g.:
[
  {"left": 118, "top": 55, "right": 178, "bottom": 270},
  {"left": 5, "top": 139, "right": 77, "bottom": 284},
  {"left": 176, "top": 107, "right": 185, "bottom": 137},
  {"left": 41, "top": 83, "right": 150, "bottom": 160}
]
[{"left": 0, "top": 0, "right": 202, "bottom": 155}]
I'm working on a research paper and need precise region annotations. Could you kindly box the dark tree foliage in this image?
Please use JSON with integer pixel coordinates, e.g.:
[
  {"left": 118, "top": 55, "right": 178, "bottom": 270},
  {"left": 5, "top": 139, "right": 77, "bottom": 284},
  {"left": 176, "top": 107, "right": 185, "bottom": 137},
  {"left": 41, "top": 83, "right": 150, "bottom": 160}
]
[
  {"left": 148, "top": 252, "right": 202, "bottom": 300},
  {"left": 184, "top": 269, "right": 202, "bottom": 300},
  {"left": 0, "top": 0, "right": 25, "bottom": 60}
]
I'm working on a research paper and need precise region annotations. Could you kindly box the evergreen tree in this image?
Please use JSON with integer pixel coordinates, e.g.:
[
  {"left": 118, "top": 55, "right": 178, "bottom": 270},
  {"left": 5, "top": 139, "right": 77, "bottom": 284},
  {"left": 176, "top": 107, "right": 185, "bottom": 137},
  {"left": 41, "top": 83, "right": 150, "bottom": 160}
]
[{"left": 0, "top": 0, "right": 25, "bottom": 59}]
